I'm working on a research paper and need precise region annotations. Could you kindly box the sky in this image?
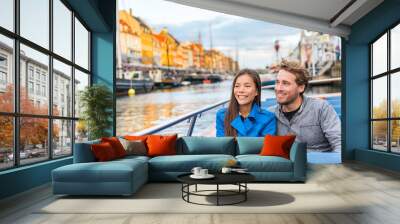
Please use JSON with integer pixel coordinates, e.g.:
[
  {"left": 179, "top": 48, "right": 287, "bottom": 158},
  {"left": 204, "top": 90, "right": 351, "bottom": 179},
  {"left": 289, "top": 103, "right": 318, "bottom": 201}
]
[{"left": 119, "top": 0, "right": 302, "bottom": 69}]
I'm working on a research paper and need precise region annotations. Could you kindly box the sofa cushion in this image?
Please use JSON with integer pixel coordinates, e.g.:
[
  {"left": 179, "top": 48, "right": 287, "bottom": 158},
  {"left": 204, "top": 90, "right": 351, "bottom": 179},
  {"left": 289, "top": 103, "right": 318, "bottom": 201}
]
[
  {"left": 177, "top": 136, "right": 235, "bottom": 155},
  {"left": 91, "top": 142, "right": 118, "bottom": 161},
  {"left": 147, "top": 134, "right": 177, "bottom": 157},
  {"left": 236, "top": 137, "right": 263, "bottom": 155},
  {"left": 148, "top": 154, "right": 235, "bottom": 172},
  {"left": 101, "top": 137, "right": 127, "bottom": 158},
  {"left": 260, "top": 135, "right": 296, "bottom": 159},
  {"left": 52, "top": 159, "right": 147, "bottom": 183},
  {"left": 119, "top": 138, "right": 147, "bottom": 156},
  {"left": 236, "top": 155, "right": 293, "bottom": 172}
]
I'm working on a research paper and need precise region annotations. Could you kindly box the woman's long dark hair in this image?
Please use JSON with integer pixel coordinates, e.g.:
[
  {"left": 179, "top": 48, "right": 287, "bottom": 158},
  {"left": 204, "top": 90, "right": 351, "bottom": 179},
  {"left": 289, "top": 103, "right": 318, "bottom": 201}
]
[{"left": 224, "top": 69, "right": 262, "bottom": 136}]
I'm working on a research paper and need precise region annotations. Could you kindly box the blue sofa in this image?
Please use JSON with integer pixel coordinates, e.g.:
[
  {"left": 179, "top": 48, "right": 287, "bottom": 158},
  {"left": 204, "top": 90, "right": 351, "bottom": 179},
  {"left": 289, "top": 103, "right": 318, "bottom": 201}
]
[{"left": 52, "top": 137, "right": 307, "bottom": 196}]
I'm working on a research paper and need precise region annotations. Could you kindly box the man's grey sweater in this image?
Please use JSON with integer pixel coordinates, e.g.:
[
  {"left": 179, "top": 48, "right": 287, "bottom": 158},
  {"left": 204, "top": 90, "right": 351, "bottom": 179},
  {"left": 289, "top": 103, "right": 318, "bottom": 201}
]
[{"left": 270, "top": 96, "right": 341, "bottom": 152}]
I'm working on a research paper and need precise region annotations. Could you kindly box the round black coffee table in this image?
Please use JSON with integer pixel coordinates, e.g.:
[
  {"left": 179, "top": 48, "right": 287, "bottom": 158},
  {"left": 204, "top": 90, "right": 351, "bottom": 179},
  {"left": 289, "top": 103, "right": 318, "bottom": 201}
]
[{"left": 177, "top": 173, "right": 255, "bottom": 206}]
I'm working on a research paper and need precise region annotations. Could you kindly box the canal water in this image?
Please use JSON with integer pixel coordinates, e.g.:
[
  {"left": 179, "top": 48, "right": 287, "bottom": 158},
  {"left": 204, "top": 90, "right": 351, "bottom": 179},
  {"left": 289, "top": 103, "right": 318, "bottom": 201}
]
[
  {"left": 117, "top": 81, "right": 235, "bottom": 136},
  {"left": 116, "top": 80, "right": 340, "bottom": 137}
]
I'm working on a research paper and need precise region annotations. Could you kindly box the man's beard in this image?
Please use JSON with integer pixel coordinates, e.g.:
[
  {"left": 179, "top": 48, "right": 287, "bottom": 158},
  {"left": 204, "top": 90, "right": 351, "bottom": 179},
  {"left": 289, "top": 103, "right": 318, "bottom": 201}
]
[{"left": 277, "top": 92, "right": 299, "bottom": 106}]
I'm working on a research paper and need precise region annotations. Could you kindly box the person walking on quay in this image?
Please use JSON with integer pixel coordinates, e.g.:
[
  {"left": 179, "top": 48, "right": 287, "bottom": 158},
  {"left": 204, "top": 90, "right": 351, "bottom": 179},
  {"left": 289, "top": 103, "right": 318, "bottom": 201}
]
[
  {"left": 216, "top": 69, "right": 276, "bottom": 137},
  {"left": 272, "top": 60, "right": 341, "bottom": 152}
]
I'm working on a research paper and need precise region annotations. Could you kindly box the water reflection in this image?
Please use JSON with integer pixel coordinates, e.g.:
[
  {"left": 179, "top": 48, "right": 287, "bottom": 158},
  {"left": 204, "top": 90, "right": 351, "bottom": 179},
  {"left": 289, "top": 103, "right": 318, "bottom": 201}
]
[{"left": 117, "top": 81, "right": 232, "bottom": 135}]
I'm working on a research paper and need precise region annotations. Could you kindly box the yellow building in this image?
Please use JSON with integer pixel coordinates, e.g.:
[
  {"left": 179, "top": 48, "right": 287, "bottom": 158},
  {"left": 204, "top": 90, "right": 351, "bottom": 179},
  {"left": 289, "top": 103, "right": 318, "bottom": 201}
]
[
  {"left": 136, "top": 17, "right": 154, "bottom": 65},
  {"left": 152, "top": 33, "right": 161, "bottom": 66},
  {"left": 189, "top": 43, "right": 204, "bottom": 69},
  {"left": 176, "top": 43, "right": 192, "bottom": 68},
  {"left": 118, "top": 10, "right": 142, "bottom": 69},
  {"left": 156, "top": 28, "right": 180, "bottom": 68}
]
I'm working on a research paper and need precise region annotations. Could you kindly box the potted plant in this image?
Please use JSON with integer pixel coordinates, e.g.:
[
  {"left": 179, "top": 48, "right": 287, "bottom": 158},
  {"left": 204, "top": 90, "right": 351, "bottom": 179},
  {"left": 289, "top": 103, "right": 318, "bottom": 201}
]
[{"left": 79, "top": 84, "right": 113, "bottom": 140}]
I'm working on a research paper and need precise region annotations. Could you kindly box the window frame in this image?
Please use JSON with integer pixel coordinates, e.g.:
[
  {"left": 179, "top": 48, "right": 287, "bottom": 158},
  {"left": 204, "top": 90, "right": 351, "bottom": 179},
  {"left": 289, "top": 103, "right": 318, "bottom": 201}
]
[
  {"left": 0, "top": 0, "right": 92, "bottom": 171},
  {"left": 370, "top": 21, "right": 400, "bottom": 154}
]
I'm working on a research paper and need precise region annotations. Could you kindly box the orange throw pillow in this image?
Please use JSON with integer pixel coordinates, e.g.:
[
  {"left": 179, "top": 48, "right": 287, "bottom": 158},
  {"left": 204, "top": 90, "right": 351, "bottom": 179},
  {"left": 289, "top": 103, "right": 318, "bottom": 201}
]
[
  {"left": 91, "top": 142, "right": 117, "bottom": 161},
  {"left": 260, "top": 135, "right": 296, "bottom": 159},
  {"left": 101, "top": 137, "right": 126, "bottom": 158},
  {"left": 124, "top": 135, "right": 148, "bottom": 141},
  {"left": 146, "top": 134, "right": 177, "bottom": 157}
]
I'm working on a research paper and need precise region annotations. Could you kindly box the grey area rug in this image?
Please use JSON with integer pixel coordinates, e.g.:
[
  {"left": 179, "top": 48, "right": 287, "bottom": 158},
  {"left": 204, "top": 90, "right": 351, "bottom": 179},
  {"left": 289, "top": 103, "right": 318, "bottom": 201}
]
[{"left": 37, "top": 183, "right": 362, "bottom": 214}]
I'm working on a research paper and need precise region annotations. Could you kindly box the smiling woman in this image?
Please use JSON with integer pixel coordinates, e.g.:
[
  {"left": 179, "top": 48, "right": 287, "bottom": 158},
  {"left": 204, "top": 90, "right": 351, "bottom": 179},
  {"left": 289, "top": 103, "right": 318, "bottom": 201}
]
[{"left": 216, "top": 69, "right": 276, "bottom": 137}]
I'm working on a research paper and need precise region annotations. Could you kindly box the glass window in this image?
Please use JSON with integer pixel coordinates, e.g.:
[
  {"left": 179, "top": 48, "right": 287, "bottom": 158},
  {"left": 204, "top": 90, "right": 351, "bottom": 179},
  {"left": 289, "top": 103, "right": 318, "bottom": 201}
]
[
  {"left": 28, "top": 81, "right": 34, "bottom": 94},
  {"left": 391, "top": 72, "right": 400, "bottom": 118},
  {"left": 20, "top": 0, "right": 49, "bottom": 49},
  {"left": 372, "top": 121, "right": 388, "bottom": 151},
  {"left": 53, "top": 0, "right": 72, "bottom": 60},
  {"left": 372, "top": 77, "right": 387, "bottom": 119},
  {"left": 75, "top": 120, "right": 88, "bottom": 143},
  {"left": 19, "top": 117, "right": 49, "bottom": 165},
  {"left": 53, "top": 119, "right": 72, "bottom": 158},
  {"left": 0, "top": 0, "right": 14, "bottom": 31},
  {"left": 391, "top": 24, "right": 400, "bottom": 70},
  {"left": 74, "top": 69, "right": 89, "bottom": 118},
  {"left": 28, "top": 67, "right": 34, "bottom": 80},
  {"left": 0, "top": 35, "right": 14, "bottom": 113},
  {"left": 53, "top": 59, "right": 72, "bottom": 117},
  {"left": 372, "top": 33, "right": 387, "bottom": 76},
  {"left": 391, "top": 120, "right": 400, "bottom": 153},
  {"left": 74, "top": 17, "right": 89, "bottom": 70},
  {"left": 36, "top": 84, "right": 40, "bottom": 95},
  {"left": 0, "top": 0, "right": 92, "bottom": 169},
  {"left": 0, "top": 116, "right": 14, "bottom": 170},
  {"left": 20, "top": 44, "right": 49, "bottom": 115}
]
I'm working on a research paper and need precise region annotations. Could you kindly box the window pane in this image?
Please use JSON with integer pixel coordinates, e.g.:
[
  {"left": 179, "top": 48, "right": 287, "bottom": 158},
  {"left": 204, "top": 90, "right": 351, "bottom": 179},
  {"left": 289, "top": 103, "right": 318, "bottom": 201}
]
[
  {"left": 0, "top": 35, "right": 14, "bottom": 112},
  {"left": 372, "top": 121, "right": 388, "bottom": 151},
  {"left": 20, "top": 44, "right": 49, "bottom": 115},
  {"left": 53, "top": 59, "right": 72, "bottom": 117},
  {"left": 53, "top": 0, "right": 72, "bottom": 60},
  {"left": 391, "top": 24, "right": 400, "bottom": 70},
  {"left": 20, "top": 117, "right": 49, "bottom": 165},
  {"left": 0, "top": 0, "right": 14, "bottom": 31},
  {"left": 391, "top": 120, "right": 400, "bottom": 153},
  {"left": 372, "top": 33, "right": 387, "bottom": 76},
  {"left": 75, "top": 120, "right": 88, "bottom": 143},
  {"left": 20, "top": 0, "right": 49, "bottom": 49},
  {"left": 74, "top": 69, "right": 89, "bottom": 118},
  {"left": 391, "top": 72, "right": 400, "bottom": 118},
  {"left": 53, "top": 119, "right": 72, "bottom": 158},
  {"left": 74, "top": 18, "right": 89, "bottom": 70},
  {"left": 372, "top": 76, "right": 387, "bottom": 119},
  {"left": 0, "top": 116, "right": 13, "bottom": 170}
]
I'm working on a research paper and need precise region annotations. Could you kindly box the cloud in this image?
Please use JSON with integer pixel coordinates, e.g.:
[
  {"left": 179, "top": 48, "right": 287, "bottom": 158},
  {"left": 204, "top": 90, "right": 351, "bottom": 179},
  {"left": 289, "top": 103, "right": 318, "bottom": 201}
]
[{"left": 119, "top": 0, "right": 301, "bottom": 69}]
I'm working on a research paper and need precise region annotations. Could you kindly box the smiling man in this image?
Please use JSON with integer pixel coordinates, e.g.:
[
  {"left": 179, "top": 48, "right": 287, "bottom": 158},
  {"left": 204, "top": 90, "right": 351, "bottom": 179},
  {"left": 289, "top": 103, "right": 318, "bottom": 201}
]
[{"left": 272, "top": 60, "right": 341, "bottom": 152}]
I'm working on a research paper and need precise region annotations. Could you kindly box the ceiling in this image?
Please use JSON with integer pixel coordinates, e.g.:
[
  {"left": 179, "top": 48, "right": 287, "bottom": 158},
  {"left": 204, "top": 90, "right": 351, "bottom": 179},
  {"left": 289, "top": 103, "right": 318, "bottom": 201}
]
[{"left": 166, "top": 0, "right": 384, "bottom": 37}]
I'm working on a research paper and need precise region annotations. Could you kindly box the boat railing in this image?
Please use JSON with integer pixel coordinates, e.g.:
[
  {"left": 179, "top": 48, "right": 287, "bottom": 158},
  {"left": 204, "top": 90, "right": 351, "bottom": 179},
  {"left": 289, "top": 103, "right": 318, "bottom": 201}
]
[{"left": 134, "top": 99, "right": 229, "bottom": 136}]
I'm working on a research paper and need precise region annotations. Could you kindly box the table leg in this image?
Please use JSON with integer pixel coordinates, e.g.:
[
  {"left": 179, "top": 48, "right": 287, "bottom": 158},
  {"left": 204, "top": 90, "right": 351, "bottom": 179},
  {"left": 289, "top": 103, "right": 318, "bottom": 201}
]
[
  {"left": 245, "top": 183, "right": 247, "bottom": 201},
  {"left": 217, "top": 184, "right": 219, "bottom": 206}
]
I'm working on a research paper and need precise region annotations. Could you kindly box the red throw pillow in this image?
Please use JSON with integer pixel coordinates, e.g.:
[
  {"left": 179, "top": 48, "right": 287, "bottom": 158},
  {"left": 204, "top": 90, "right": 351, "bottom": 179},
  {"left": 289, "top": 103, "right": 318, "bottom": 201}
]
[
  {"left": 101, "top": 137, "right": 126, "bottom": 158},
  {"left": 260, "top": 135, "right": 296, "bottom": 159},
  {"left": 91, "top": 142, "right": 117, "bottom": 161},
  {"left": 146, "top": 134, "right": 177, "bottom": 157}
]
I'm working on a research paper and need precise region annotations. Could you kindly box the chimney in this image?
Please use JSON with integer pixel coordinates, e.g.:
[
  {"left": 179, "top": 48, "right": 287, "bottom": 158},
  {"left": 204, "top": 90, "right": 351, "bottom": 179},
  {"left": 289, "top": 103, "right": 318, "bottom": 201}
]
[{"left": 129, "top": 8, "right": 133, "bottom": 16}]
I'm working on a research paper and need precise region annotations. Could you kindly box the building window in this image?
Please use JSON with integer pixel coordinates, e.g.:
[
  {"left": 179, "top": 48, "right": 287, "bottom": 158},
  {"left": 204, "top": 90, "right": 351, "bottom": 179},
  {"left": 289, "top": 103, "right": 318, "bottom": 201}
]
[
  {"left": 28, "top": 66, "right": 34, "bottom": 80},
  {"left": 0, "top": 0, "right": 91, "bottom": 170},
  {"left": 370, "top": 23, "right": 400, "bottom": 154},
  {"left": 0, "top": 71, "right": 6, "bottom": 85},
  {"left": 42, "top": 85, "right": 46, "bottom": 97},
  {"left": 28, "top": 81, "right": 34, "bottom": 94}
]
